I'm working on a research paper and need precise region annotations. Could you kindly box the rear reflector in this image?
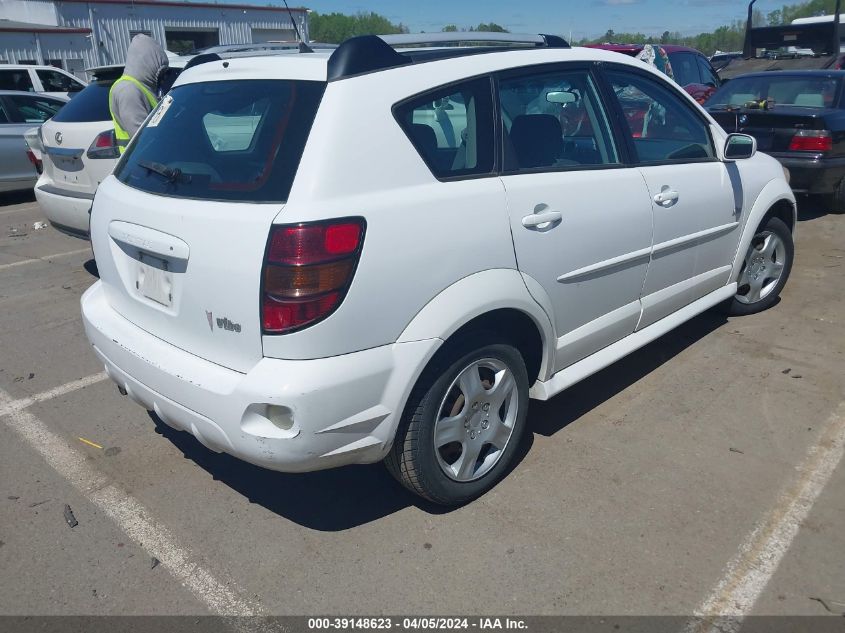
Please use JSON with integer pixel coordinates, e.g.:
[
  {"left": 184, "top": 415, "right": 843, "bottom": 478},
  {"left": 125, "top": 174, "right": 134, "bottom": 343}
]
[
  {"left": 262, "top": 218, "right": 365, "bottom": 334},
  {"left": 788, "top": 129, "right": 832, "bottom": 152}
]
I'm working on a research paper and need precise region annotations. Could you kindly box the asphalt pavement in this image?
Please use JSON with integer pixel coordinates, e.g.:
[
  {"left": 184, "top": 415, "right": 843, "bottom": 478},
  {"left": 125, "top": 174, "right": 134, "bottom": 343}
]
[{"left": 0, "top": 189, "right": 843, "bottom": 620}]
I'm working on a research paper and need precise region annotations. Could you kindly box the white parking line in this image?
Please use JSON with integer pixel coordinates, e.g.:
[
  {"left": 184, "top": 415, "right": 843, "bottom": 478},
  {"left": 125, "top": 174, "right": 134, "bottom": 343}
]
[
  {"left": 0, "top": 248, "right": 90, "bottom": 272},
  {"left": 689, "top": 401, "right": 845, "bottom": 632},
  {"left": 0, "top": 372, "right": 107, "bottom": 418},
  {"left": 0, "top": 381, "right": 266, "bottom": 620}
]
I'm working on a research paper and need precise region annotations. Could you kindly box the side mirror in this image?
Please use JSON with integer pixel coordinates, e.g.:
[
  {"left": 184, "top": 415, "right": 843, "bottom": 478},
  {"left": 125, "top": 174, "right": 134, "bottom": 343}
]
[
  {"left": 546, "top": 91, "right": 577, "bottom": 105},
  {"left": 724, "top": 133, "right": 756, "bottom": 160}
]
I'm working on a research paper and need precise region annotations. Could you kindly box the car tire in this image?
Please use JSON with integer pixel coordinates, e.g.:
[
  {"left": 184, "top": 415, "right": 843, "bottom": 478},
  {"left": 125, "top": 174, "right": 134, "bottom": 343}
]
[
  {"left": 724, "top": 216, "right": 793, "bottom": 316},
  {"left": 385, "top": 336, "right": 530, "bottom": 506}
]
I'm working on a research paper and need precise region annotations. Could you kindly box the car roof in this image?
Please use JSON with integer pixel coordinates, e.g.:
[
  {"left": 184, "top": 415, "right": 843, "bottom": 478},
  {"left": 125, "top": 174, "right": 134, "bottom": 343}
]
[
  {"left": 0, "top": 64, "right": 48, "bottom": 69},
  {"left": 585, "top": 43, "right": 704, "bottom": 55},
  {"left": 174, "top": 43, "right": 680, "bottom": 87}
]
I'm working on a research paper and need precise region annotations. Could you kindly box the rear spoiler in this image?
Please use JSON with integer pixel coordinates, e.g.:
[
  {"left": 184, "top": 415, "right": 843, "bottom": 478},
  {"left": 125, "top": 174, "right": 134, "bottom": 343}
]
[{"left": 742, "top": 0, "right": 842, "bottom": 57}]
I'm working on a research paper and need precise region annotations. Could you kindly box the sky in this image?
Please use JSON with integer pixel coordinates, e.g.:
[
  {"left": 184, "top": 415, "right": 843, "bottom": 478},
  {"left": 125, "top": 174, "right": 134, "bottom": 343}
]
[{"left": 300, "top": 0, "right": 797, "bottom": 41}]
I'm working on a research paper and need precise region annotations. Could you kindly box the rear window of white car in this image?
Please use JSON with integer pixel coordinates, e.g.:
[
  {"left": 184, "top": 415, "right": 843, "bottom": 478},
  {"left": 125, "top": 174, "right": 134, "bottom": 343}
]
[
  {"left": 52, "top": 80, "right": 112, "bottom": 122},
  {"left": 115, "top": 79, "right": 325, "bottom": 202}
]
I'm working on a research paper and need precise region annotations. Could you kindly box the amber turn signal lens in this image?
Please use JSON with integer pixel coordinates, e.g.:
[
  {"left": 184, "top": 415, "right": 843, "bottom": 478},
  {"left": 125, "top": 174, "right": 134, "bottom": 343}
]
[{"left": 264, "top": 259, "right": 353, "bottom": 299}]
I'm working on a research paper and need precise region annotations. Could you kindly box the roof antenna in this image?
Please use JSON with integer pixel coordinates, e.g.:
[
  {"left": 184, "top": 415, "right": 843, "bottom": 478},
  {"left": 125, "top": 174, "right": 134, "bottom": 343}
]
[{"left": 282, "top": 0, "right": 313, "bottom": 53}]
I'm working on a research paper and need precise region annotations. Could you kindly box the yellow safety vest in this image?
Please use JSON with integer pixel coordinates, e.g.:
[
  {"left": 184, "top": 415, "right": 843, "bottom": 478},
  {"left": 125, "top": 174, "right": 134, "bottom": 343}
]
[{"left": 109, "top": 74, "right": 158, "bottom": 154}]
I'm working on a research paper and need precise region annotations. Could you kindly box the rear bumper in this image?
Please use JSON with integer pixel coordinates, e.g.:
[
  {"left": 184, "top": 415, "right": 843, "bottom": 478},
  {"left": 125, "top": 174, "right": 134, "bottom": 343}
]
[
  {"left": 769, "top": 153, "right": 845, "bottom": 194},
  {"left": 81, "top": 281, "right": 440, "bottom": 473},
  {"left": 34, "top": 178, "right": 92, "bottom": 238}
]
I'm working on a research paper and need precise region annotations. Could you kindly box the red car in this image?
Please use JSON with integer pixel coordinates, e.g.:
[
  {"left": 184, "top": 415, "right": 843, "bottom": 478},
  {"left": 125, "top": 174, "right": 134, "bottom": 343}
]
[{"left": 585, "top": 44, "right": 721, "bottom": 103}]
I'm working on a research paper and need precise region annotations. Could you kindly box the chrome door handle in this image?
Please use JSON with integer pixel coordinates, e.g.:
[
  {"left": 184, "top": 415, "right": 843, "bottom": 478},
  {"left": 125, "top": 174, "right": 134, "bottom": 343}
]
[
  {"left": 653, "top": 188, "right": 679, "bottom": 206},
  {"left": 522, "top": 210, "right": 562, "bottom": 229}
]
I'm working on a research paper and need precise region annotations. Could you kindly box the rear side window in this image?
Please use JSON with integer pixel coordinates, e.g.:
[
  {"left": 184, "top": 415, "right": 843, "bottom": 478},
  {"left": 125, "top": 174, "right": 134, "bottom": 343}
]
[
  {"left": 37, "top": 69, "right": 84, "bottom": 92},
  {"left": 3, "top": 94, "right": 65, "bottom": 122},
  {"left": 0, "top": 69, "right": 34, "bottom": 92},
  {"left": 498, "top": 69, "right": 619, "bottom": 172},
  {"left": 394, "top": 77, "right": 495, "bottom": 179},
  {"left": 52, "top": 81, "right": 113, "bottom": 122},
  {"left": 116, "top": 79, "right": 326, "bottom": 202}
]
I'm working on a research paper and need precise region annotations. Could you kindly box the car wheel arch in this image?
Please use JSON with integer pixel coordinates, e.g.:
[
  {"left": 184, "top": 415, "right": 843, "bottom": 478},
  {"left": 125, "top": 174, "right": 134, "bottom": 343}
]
[
  {"left": 730, "top": 180, "right": 796, "bottom": 284},
  {"left": 395, "top": 269, "right": 555, "bottom": 384}
]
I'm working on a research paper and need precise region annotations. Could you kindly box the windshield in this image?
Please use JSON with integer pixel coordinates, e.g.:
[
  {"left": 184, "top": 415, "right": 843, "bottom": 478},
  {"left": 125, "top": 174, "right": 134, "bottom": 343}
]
[
  {"left": 115, "top": 79, "right": 325, "bottom": 202},
  {"left": 706, "top": 75, "right": 840, "bottom": 109}
]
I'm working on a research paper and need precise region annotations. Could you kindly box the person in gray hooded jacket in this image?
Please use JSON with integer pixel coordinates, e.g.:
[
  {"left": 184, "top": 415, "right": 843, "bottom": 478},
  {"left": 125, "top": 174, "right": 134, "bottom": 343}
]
[{"left": 109, "top": 34, "right": 169, "bottom": 150}]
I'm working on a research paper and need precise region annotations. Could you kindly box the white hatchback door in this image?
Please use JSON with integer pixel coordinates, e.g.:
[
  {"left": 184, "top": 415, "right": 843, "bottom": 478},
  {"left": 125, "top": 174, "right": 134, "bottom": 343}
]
[
  {"left": 603, "top": 67, "right": 741, "bottom": 329},
  {"left": 498, "top": 66, "right": 654, "bottom": 371}
]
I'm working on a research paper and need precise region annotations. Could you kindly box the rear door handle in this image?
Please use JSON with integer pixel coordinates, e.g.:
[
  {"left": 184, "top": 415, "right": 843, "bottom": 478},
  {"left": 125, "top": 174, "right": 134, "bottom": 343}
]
[
  {"left": 522, "top": 210, "right": 563, "bottom": 229},
  {"left": 653, "top": 188, "right": 679, "bottom": 206}
]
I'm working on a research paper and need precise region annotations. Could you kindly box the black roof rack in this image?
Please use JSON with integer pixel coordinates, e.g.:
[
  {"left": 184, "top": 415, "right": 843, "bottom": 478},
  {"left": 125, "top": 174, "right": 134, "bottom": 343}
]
[{"left": 327, "top": 33, "right": 570, "bottom": 81}]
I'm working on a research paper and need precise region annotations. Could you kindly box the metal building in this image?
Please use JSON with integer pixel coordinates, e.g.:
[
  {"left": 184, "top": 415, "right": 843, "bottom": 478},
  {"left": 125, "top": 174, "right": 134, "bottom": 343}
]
[{"left": 0, "top": 0, "right": 309, "bottom": 77}]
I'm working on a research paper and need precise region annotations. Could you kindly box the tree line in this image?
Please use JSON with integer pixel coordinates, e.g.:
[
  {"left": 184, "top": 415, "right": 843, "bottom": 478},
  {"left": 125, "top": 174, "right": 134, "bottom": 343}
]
[{"left": 576, "top": 0, "right": 842, "bottom": 55}]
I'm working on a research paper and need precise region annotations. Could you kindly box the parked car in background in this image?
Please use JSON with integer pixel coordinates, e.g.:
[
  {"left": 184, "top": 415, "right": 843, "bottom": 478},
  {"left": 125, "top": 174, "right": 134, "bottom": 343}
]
[
  {"left": 81, "top": 33, "right": 795, "bottom": 505},
  {"left": 585, "top": 44, "right": 721, "bottom": 102},
  {"left": 0, "top": 90, "right": 66, "bottom": 193},
  {"left": 710, "top": 51, "right": 743, "bottom": 72},
  {"left": 706, "top": 70, "right": 845, "bottom": 211},
  {"left": 35, "top": 58, "right": 189, "bottom": 238},
  {"left": 0, "top": 64, "right": 86, "bottom": 99}
]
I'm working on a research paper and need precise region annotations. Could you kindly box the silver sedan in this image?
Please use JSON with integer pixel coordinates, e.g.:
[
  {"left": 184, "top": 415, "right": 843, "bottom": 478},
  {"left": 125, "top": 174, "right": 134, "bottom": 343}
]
[{"left": 0, "top": 90, "right": 67, "bottom": 193}]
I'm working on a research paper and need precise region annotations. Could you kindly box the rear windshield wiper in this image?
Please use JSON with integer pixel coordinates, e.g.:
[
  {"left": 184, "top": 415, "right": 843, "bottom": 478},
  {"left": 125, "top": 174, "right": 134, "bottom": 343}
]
[{"left": 138, "top": 160, "right": 191, "bottom": 184}]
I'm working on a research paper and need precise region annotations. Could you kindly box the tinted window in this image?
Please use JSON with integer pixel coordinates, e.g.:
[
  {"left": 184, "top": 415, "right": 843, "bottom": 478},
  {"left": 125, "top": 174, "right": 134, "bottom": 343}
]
[
  {"left": 4, "top": 94, "right": 65, "bottom": 123},
  {"left": 667, "top": 52, "right": 701, "bottom": 87},
  {"left": 36, "top": 69, "right": 83, "bottom": 92},
  {"left": 706, "top": 75, "right": 839, "bottom": 109},
  {"left": 116, "top": 79, "right": 325, "bottom": 202},
  {"left": 395, "top": 77, "right": 494, "bottom": 179},
  {"left": 0, "top": 69, "right": 34, "bottom": 92},
  {"left": 52, "top": 80, "right": 113, "bottom": 122},
  {"left": 606, "top": 70, "right": 714, "bottom": 164},
  {"left": 498, "top": 69, "right": 618, "bottom": 172}
]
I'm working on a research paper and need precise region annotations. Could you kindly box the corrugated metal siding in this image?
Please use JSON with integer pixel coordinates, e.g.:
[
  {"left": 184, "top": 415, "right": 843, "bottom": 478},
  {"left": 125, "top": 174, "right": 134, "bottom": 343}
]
[
  {"left": 0, "top": 31, "right": 93, "bottom": 77},
  {"left": 0, "top": 32, "right": 40, "bottom": 63},
  {"left": 55, "top": 2, "right": 305, "bottom": 64},
  {"left": 3, "top": 1, "right": 309, "bottom": 70}
]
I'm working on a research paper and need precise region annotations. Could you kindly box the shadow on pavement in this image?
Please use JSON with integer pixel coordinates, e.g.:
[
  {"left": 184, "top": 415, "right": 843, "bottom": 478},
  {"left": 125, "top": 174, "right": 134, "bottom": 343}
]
[
  {"left": 147, "top": 310, "right": 726, "bottom": 530},
  {"left": 529, "top": 309, "right": 727, "bottom": 437},
  {"left": 796, "top": 194, "right": 838, "bottom": 222},
  {"left": 0, "top": 189, "right": 36, "bottom": 207}
]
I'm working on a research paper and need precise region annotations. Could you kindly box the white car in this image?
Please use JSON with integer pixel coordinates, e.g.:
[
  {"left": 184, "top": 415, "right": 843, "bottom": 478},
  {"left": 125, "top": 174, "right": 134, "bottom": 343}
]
[
  {"left": 81, "top": 33, "right": 796, "bottom": 505},
  {"left": 0, "top": 64, "right": 86, "bottom": 99},
  {"left": 35, "top": 60, "right": 189, "bottom": 238}
]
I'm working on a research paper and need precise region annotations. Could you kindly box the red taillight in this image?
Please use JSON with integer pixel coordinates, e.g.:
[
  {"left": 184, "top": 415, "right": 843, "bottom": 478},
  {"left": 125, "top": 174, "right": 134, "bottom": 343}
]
[
  {"left": 262, "top": 218, "right": 365, "bottom": 334},
  {"left": 87, "top": 130, "right": 120, "bottom": 159},
  {"left": 94, "top": 130, "right": 114, "bottom": 148},
  {"left": 788, "top": 130, "right": 833, "bottom": 152},
  {"left": 26, "top": 149, "right": 42, "bottom": 174}
]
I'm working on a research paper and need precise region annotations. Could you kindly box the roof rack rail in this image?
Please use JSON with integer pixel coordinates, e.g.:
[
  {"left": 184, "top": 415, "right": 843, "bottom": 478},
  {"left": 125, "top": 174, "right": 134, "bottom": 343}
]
[
  {"left": 378, "top": 32, "right": 570, "bottom": 48},
  {"left": 327, "top": 32, "right": 570, "bottom": 81}
]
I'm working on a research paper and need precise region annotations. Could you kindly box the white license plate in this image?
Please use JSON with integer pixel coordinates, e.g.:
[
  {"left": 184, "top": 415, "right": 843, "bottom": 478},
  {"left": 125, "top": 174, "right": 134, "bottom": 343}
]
[{"left": 137, "top": 253, "right": 172, "bottom": 307}]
